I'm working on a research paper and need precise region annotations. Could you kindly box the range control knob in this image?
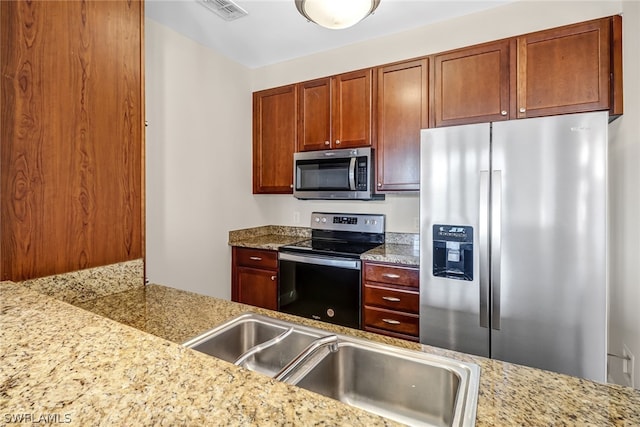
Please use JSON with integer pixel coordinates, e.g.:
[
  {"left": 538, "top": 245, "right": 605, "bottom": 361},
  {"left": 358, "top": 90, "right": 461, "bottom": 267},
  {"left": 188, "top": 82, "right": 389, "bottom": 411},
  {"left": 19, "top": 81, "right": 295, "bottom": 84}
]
[
  {"left": 321, "top": 217, "right": 327, "bottom": 223},
  {"left": 314, "top": 217, "right": 320, "bottom": 223}
]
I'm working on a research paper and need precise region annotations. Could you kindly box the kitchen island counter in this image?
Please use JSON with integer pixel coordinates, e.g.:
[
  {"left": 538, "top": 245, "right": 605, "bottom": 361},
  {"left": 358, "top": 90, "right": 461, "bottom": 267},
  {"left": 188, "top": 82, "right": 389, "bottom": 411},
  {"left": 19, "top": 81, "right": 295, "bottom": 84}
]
[{"left": 2, "top": 281, "right": 639, "bottom": 426}]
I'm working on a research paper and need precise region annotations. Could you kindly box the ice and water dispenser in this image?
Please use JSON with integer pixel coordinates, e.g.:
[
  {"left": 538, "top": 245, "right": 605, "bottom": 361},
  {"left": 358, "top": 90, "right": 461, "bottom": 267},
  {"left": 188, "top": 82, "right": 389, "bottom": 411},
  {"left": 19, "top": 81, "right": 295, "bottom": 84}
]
[{"left": 432, "top": 225, "right": 473, "bottom": 281}]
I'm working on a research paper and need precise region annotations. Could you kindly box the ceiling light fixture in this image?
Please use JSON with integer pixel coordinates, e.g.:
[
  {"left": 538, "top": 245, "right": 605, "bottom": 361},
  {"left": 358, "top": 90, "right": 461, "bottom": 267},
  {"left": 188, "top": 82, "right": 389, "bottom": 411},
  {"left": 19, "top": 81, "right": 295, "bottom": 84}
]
[{"left": 295, "top": 0, "right": 381, "bottom": 30}]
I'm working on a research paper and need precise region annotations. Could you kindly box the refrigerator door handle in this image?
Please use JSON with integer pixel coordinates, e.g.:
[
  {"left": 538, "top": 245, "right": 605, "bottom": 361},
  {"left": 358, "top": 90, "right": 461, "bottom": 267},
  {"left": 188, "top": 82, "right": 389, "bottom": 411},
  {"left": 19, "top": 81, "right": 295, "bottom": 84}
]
[
  {"left": 491, "top": 170, "right": 502, "bottom": 330},
  {"left": 479, "top": 170, "right": 490, "bottom": 329}
]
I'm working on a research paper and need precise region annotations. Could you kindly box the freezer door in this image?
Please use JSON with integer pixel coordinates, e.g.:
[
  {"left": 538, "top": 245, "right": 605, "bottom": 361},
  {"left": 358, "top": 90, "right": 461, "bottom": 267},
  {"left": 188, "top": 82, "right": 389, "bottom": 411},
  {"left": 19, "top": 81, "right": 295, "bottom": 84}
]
[
  {"left": 491, "top": 111, "right": 607, "bottom": 381},
  {"left": 420, "top": 123, "right": 491, "bottom": 357}
]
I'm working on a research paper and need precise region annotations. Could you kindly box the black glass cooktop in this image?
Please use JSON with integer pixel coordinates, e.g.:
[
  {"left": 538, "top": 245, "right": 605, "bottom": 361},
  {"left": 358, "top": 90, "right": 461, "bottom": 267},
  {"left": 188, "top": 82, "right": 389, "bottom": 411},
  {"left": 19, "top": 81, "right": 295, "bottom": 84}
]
[{"left": 279, "top": 238, "right": 382, "bottom": 258}]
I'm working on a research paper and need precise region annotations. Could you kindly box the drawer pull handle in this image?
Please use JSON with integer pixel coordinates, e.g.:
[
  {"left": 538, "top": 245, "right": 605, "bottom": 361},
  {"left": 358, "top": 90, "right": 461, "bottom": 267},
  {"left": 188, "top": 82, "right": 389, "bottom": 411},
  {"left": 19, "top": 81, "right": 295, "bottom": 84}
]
[
  {"left": 382, "top": 273, "right": 400, "bottom": 279},
  {"left": 382, "top": 296, "right": 401, "bottom": 302},
  {"left": 382, "top": 319, "right": 401, "bottom": 325},
  {"left": 249, "top": 256, "right": 262, "bottom": 261}
]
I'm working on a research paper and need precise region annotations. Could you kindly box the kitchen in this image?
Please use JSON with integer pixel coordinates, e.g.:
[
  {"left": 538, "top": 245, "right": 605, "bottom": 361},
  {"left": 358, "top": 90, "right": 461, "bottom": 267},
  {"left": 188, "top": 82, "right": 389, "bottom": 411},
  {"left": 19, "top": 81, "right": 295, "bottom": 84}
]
[
  {"left": 146, "top": 0, "right": 639, "bottom": 386},
  {"left": 2, "top": 0, "right": 640, "bottom": 425}
]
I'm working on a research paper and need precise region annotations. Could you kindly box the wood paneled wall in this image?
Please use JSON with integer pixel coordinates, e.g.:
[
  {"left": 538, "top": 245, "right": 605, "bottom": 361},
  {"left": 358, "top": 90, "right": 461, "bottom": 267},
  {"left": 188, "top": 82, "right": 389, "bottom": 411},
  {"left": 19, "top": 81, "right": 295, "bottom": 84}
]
[{"left": 1, "top": 0, "right": 144, "bottom": 281}]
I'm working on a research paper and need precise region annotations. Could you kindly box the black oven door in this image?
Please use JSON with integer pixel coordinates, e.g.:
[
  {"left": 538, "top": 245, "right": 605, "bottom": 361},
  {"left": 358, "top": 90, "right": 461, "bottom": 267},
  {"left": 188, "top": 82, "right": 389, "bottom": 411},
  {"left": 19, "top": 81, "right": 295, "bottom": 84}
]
[{"left": 278, "top": 252, "right": 361, "bottom": 329}]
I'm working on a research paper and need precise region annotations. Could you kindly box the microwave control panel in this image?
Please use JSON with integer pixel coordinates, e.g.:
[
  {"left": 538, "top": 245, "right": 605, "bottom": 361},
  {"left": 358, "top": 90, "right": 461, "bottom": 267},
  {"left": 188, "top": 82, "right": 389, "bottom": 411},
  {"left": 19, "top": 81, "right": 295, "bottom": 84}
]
[{"left": 356, "top": 157, "right": 368, "bottom": 190}]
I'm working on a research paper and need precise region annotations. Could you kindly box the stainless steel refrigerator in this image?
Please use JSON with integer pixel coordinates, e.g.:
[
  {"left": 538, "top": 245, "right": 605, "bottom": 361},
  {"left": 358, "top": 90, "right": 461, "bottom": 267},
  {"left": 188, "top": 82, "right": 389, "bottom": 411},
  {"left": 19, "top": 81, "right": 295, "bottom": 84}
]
[{"left": 419, "top": 111, "right": 608, "bottom": 382}]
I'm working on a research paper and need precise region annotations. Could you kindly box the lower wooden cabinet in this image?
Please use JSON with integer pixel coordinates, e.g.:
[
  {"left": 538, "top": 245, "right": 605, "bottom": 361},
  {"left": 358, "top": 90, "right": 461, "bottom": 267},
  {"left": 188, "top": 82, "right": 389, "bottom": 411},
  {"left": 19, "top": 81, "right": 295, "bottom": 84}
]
[
  {"left": 231, "top": 248, "right": 421, "bottom": 340},
  {"left": 362, "top": 261, "right": 420, "bottom": 342},
  {"left": 232, "top": 247, "right": 278, "bottom": 310}
]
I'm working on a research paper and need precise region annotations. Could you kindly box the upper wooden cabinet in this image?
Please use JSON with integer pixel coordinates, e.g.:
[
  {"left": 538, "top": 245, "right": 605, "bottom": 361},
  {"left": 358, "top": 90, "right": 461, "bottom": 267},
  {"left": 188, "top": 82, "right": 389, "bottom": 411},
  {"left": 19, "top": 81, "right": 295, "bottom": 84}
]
[
  {"left": 253, "top": 85, "right": 297, "bottom": 194},
  {"left": 433, "top": 40, "right": 511, "bottom": 127},
  {"left": 297, "top": 69, "right": 373, "bottom": 151},
  {"left": 252, "top": 15, "right": 622, "bottom": 194},
  {"left": 433, "top": 16, "right": 622, "bottom": 126},
  {"left": 515, "top": 17, "right": 620, "bottom": 119},
  {"left": 297, "top": 78, "right": 331, "bottom": 151},
  {"left": 375, "top": 58, "right": 429, "bottom": 191}
]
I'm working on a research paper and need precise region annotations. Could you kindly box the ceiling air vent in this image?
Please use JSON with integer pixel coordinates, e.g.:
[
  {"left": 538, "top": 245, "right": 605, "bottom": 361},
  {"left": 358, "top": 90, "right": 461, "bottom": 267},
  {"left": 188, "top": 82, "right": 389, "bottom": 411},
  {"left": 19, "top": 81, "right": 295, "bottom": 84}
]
[{"left": 197, "top": 0, "right": 248, "bottom": 21}]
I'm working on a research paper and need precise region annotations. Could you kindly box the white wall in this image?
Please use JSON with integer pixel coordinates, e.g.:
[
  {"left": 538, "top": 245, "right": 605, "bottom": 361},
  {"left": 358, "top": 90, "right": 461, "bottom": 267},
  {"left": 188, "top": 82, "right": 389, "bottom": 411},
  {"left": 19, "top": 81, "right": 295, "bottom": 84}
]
[
  {"left": 608, "top": 1, "right": 640, "bottom": 389},
  {"left": 146, "top": 1, "right": 639, "bottom": 388},
  {"left": 145, "top": 20, "right": 264, "bottom": 298}
]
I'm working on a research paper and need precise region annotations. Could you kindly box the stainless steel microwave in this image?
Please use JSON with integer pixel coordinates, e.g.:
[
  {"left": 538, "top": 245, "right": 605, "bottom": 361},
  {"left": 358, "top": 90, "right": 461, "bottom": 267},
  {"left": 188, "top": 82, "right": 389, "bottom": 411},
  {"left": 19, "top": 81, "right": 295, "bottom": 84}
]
[{"left": 293, "top": 147, "right": 384, "bottom": 200}]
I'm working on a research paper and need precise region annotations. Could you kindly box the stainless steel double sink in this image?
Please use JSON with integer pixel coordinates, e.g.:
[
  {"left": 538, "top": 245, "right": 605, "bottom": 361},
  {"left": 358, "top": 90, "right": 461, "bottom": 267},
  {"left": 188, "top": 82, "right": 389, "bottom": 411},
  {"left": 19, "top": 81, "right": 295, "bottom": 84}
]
[{"left": 183, "top": 313, "right": 480, "bottom": 427}]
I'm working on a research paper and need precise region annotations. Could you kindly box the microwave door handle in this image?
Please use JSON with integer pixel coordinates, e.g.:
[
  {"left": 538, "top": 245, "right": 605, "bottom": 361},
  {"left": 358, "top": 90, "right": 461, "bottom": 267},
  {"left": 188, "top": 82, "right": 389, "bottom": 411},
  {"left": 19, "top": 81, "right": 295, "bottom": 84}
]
[{"left": 348, "top": 157, "right": 356, "bottom": 190}]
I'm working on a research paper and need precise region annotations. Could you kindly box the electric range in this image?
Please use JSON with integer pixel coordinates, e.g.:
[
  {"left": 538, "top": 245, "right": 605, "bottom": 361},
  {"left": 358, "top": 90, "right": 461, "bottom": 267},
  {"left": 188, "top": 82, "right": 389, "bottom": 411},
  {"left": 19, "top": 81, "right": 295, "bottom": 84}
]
[{"left": 278, "top": 212, "right": 385, "bottom": 329}]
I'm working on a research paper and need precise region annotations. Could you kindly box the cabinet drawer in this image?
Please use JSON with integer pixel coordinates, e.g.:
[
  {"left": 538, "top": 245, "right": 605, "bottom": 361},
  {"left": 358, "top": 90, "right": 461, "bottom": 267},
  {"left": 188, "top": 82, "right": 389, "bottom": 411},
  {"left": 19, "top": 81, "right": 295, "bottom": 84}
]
[
  {"left": 364, "top": 284, "right": 419, "bottom": 313},
  {"left": 363, "top": 306, "right": 419, "bottom": 337},
  {"left": 235, "top": 247, "right": 278, "bottom": 269},
  {"left": 363, "top": 263, "right": 419, "bottom": 288}
]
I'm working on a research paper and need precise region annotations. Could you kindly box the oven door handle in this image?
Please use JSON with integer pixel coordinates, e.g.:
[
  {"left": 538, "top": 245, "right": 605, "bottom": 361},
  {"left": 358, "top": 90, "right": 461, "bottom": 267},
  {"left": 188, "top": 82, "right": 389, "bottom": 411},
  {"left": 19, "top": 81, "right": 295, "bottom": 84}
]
[{"left": 279, "top": 252, "right": 361, "bottom": 270}]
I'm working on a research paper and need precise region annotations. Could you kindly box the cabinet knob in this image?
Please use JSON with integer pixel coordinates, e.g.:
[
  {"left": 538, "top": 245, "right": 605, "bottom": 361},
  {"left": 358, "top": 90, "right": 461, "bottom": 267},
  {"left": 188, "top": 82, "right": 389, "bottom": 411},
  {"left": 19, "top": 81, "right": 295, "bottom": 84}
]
[
  {"left": 324, "top": 141, "right": 330, "bottom": 146},
  {"left": 501, "top": 110, "right": 507, "bottom": 116},
  {"left": 270, "top": 275, "right": 276, "bottom": 281},
  {"left": 335, "top": 139, "right": 341, "bottom": 145},
  {"left": 519, "top": 107, "right": 526, "bottom": 113},
  {"left": 377, "top": 183, "right": 382, "bottom": 187},
  {"left": 290, "top": 184, "right": 293, "bottom": 188}
]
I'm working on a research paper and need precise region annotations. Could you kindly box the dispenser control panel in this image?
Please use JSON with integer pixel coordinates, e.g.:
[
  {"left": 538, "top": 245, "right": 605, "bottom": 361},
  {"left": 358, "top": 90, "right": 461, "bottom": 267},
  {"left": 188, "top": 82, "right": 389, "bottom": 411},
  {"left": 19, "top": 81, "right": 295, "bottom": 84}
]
[{"left": 433, "top": 224, "right": 473, "bottom": 281}]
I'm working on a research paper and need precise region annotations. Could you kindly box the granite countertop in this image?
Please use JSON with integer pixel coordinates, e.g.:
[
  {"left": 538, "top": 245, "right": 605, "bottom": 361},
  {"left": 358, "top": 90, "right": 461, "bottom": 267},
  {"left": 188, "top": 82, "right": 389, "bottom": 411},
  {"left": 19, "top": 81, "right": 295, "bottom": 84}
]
[
  {"left": 1, "top": 282, "right": 398, "bottom": 426},
  {"left": 228, "top": 225, "right": 310, "bottom": 250},
  {"left": 3, "top": 281, "right": 638, "bottom": 426},
  {"left": 229, "top": 226, "right": 420, "bottom": 266},
  {"left": 361, "top": 242, "right": 420, "bottom": 266}
]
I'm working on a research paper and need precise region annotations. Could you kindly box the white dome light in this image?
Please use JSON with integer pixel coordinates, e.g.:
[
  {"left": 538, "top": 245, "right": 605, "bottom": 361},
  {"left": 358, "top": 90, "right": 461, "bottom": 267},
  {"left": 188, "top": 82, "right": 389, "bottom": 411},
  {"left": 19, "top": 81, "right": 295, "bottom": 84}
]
[{"left": 295, "top": 0, "right": 381, "bottom": 30}]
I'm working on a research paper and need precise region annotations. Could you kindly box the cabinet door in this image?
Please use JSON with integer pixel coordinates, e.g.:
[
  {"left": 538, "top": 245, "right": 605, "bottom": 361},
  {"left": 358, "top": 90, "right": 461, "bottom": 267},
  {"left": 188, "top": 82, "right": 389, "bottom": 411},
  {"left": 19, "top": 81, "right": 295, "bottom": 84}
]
[
  {"left": 434, "top": 40, "right": 510, "bottom": 127},
  {"left": 236, "top": 267, "right": 278, "bottom": 310},
  {"left": 364, "top": 284, "right": 419, "bottom": 313},
  {"left": 375, "top": 59, "right": 428, "bottom": 191},
  {"left": 363, "top": 262, "right": 420, "bottom": 288},
  {"left": 297, "top": 78, "right": 332, "bottom": 151},
  {"left": 363, "top": 306, "right": 420, "bottom": 337},
  {"left": 332, "top": 69, "right": 373, "bottom": 149},
  {"left": 253, "top": 85, "right": 296, "bottom": 194},
  {"left": 516, "top": 18, "right": 610, "bottom": 119},
  {"left": 1, "top": 0, "right": 143, "bottom": 281}
]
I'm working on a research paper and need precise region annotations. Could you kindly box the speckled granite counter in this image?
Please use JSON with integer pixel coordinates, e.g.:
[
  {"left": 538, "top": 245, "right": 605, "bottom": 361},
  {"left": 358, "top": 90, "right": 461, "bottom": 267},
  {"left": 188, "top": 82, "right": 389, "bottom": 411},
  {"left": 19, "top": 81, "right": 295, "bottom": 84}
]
[
  {"left": 228, "top": 225, "right": 310, "bottom": 250},
  {"left": 1, "top": 281, "right": 399, "bottom": 426},
  {"left": 4, "top": 281, "right": 638, "bottom": 426},
  {"left": 229, "top": 226, "right": 420, "bottom": 266},
  {"left": 361, "top": 243, "right": 420, "bottom": 266},
  {"left": 19, "top": 259, "right": 144, "bottom": 304}
]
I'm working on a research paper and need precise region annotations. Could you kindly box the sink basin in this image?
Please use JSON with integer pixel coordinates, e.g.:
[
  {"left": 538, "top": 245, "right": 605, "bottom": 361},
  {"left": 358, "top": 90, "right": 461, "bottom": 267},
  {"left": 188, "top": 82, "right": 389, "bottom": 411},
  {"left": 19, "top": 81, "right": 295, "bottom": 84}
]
[
  {"left": 277, "top": 338, "right": 478, "bottom": 427},
  {"left": 183, "top": 313, "right": 326, "bottom": 377},
  {"left": 184, "top": 313, "right": 479, "bottom": 426}
]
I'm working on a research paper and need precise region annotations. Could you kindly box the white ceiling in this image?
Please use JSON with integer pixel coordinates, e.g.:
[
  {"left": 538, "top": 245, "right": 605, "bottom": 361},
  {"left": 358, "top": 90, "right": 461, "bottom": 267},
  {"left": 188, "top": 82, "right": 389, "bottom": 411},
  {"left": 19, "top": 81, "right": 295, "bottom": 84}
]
[{"left": 145, "top": 0, "right": 514, "bottom": 69}]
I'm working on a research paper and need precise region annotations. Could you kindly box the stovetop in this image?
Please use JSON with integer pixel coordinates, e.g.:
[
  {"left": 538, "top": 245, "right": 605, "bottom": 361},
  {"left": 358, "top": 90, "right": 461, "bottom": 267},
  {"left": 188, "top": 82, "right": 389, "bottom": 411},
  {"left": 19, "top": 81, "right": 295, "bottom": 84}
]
[
  {"left": 279, "top": 238, "right": 382, "bottom": 258},
  {"left": 279, "top": 212, "right": 385, "bottom": 259}
]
